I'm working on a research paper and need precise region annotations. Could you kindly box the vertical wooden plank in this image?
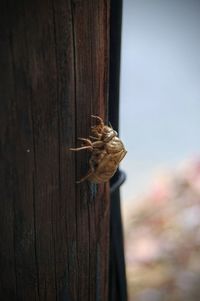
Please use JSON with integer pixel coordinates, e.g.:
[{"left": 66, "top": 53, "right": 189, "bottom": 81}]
[
  {"left": 0, "top": 3, "right": 19, "bottom": 299},
  {"left": 0, "top": 0, "right": 110, "bottom": 300},
  {"left": 23, "top": 1, "right": 59, "bottom": 298},
  {"left": 1, "top": 1, "right": 41, "bottom": 300},
  {"left": 52, "top": 0, "right": 76, "bottom": 299}
]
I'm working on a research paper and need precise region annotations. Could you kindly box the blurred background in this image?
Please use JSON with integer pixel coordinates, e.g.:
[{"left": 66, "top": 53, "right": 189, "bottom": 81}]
[{"left": 119, "top": 0, "right": 200, "bottom": 300}]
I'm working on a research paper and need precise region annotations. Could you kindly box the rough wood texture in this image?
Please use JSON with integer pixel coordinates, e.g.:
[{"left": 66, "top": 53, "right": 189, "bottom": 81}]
[{"left": 0, "top": 1, "right": 110, "bottom": 300}]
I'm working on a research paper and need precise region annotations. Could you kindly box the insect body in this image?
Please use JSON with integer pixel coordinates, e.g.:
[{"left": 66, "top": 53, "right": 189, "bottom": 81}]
[{"left": 70, "top": 115, "right": 127, "bottom": 183}]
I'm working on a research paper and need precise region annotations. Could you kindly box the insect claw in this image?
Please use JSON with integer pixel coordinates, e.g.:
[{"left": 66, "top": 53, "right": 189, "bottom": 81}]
[
  {"left": 76, "top": 179, "right": 85, "bottom": 184},
  {"left": 91, "top": 115, "right": 104, "bottom": 126},
  {"left": 77, "top": 137, "right": 86, "bottom": 142},
  {"left": 77, "top": 137, "right": 92, "bottom": 147},
  {"left": 108, "top": 122, "right": 113, "bottom": 129},
  {"left": 91, "top": 115, "right": 101, "bottom": 119},
  {"left": 76, "top": 170, "right": 93, "bottom": 183},
  {"left": 76, "top": 178, "right": 85, "bottom": 184}
]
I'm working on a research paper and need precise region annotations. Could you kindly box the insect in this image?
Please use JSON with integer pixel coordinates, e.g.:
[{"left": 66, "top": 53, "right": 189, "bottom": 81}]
[{"left": 70, "top": 115, "right": 127, "bottom": 183}]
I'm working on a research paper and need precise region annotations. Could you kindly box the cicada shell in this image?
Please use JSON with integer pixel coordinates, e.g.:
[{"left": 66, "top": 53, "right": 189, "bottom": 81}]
[{"left": 70, "top": 115, "right": 127, "bottom": 183}]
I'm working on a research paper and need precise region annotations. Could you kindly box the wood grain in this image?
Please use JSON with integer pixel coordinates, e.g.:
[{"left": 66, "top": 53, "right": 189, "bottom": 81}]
[{"left": 0, "top": 0, "right": 110, "bottom": 300}]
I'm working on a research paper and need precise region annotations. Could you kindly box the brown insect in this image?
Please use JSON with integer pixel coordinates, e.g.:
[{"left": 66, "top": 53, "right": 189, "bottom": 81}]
[{"left": 70, "top": 115, "right": 127, "bottom": 183}]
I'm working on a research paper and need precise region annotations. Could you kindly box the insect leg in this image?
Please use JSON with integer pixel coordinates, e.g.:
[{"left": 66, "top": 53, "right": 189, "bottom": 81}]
[
  {"left": 77, "top": 137, "right": 93, "bottom": 146},
  {"left": 89, "top": 135, "right": 100, "bottom": 141},
  {"left": 76, "top": 170, "right": 94, "bottom": 183},
  {"left": 77, "top": 161, "right": 95, "bottom": 183},
  {"left": 91, "top": 115, "right": 104, "bottom": 126},
  {"left": 69, "top": 145, "right": 93, "bottom": 151},
  {"left": 108, "top": 121, "right": 113, "bottom": 129},
  {"left": 92, "top": 141, "right": 104, "bottom": 148}
]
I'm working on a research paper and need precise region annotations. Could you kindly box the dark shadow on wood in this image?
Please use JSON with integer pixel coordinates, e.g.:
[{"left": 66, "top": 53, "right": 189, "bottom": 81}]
[{"left": 109, "top": 0, "right": 128, "bottom": 300}]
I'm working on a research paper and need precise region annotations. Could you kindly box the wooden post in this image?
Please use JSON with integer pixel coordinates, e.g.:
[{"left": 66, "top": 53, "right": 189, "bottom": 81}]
[{"left": 0, "top": 1, "right": 110, "bottom": 300}]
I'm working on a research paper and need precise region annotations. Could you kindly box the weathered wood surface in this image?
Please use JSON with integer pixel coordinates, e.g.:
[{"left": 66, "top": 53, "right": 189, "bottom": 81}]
[{"left": 0, "top": 1, "right": 110, "bottom": 300}]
